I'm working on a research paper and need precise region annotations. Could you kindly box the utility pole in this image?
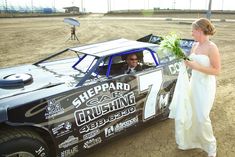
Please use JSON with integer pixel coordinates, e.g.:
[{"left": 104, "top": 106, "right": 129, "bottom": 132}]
[{"left": 206, "top": 0, "right": 212, "bottom": 20}]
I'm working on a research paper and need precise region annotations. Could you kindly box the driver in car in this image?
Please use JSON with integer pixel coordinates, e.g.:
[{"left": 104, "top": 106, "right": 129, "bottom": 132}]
[{"left": 121, "top": 53, "right": 142, "bottom": 74}]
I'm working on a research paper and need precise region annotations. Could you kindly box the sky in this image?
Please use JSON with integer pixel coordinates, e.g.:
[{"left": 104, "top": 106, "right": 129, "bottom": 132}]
[{"left": 1, "top": 0, "right": 235, "bottom": 13}]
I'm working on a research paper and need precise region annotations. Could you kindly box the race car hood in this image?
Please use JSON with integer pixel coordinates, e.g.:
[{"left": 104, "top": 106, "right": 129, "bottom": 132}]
[{"left": 0, "top": 64, "right": 64, "bottom": 100}]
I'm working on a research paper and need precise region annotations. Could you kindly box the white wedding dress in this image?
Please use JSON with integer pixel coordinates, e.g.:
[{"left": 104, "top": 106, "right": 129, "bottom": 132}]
[{"left": 169, "top": 53, "right": 217, "bottom": 156}]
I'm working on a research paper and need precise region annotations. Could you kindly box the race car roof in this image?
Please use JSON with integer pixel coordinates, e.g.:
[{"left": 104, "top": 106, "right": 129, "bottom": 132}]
[{"left": 69, "top": 38, "right": 157, "bottom": 57}]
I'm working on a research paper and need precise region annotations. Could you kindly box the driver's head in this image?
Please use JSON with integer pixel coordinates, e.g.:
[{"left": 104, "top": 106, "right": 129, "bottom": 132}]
[{"left": 126, "top": 54, "right": 138, "bottom": 68}]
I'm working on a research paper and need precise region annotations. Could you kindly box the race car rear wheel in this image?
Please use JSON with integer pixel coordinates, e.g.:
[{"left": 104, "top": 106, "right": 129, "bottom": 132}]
[{"left": 0, "top": 128, "right": 50, "bottom": 157}]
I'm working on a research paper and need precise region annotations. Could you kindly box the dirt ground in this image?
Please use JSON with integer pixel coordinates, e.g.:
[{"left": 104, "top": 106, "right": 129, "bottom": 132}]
[{"left": 0, "top": 15, "right": 235, "bottom": 157}]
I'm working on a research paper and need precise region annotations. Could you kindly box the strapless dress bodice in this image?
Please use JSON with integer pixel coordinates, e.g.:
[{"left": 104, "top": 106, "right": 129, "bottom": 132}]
[
  {"left": 189, "top": 53, "right": 210, "bottom": 67},
  {"left": 189, "top": 53, "right": 215, "bottom": 85}
]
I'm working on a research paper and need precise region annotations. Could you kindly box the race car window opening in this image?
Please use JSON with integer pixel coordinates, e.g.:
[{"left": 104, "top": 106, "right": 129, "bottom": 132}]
[
  {"left": 72, "top": 54, "right": 87, "bottom": 68},
  {"left": 85, "top": 57, "right": 97, "bottom": 73},
  {"left": 85, "top": 58, "right": 102, "bottom": 79},
  {"left": 143, "top": 50, "right": 159, "bottom": 67},
  {"left": 76, "top": 57, "right": 104, "bottom": 87},
  {"left": 106, "top": 48, "right": 159, "bottom": 77},
  {"left": 94, "top": 57, "right": 109, "bottom": 77},
  {"left": 74, "top": 55, "right": 98, "bottom": 74},
  {"left": 75, "top": 56, "right": 104, "bottom": 85},
  {"left": 107, "top": 56, "right": 126, "bottom": 76}
]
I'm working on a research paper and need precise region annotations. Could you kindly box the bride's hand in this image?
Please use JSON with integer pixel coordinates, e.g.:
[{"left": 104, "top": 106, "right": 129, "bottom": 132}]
[{"left": 184, "top": 60, "right": 200, "bottom": 70}]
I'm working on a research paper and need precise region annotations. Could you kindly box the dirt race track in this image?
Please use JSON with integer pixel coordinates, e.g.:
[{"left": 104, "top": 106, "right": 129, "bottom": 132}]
[{"left": 0, "top": 15, "right": 235, "bottom": 157}]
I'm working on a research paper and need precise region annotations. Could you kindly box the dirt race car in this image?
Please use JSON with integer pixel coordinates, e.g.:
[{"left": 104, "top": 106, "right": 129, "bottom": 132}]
[{"left": 0, "top": 34, "right": 194, "bottom": 157}]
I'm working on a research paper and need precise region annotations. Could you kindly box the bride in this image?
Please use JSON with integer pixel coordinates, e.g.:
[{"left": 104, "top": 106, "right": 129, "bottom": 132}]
[{"left": 169, "top": 18, "right": 221, "bottom": 157}]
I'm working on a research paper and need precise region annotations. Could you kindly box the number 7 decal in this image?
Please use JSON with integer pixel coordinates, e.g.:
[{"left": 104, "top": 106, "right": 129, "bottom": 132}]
[{"left": 138, "top": 70, "right": 163, "bottom": 121}]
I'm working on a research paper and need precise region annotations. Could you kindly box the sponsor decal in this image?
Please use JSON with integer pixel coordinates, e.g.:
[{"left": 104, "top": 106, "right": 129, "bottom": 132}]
[
  {"left": 75, "top": 91, "right": 135, "bottom": 126},
  {"left": 72, "top": 82, "right": 137, "bottom": 134},
  {"left": 76, "top": 91, "right": 136, "bottom": 133},
  {"left": 115, "top": 116, "right": 138, "bottom": 132},
  {"left": 83, "top": 137, "right": 102, "bottom": 149},
  {"left": 45, "top": 99, "right": 64, "bottom": 119},
  {"left": 83, "top": 129, "right": 100, "bottom": 140},
  {"left": 59, "top": 136, "right": 79, "bottom": 149},
  {"left": 105, "top": 116, "right": 138, "bottom": 138},
  {"left": 61, "top": 145, "right": 79, "bottom": 157},
  {"left": 79, "top": 105, "right": 136, "bottom": 133},
  {"left": 104, "top": 125, "right": 114, "bottom": 137},
  {"left": 52, "top": 121, "right": 72, "bottom": 138},
  {"left": 168, "top": 62, "right": 181, "bottom": 74},
  {"left": 35, "top": 146, "right": 46, "bottom": 157},
  {"left": 72, "top": 82, "right": 130, "bottom": 108},
  {"left": 159, "top": 93, "right": 170, "bottom": 109}
]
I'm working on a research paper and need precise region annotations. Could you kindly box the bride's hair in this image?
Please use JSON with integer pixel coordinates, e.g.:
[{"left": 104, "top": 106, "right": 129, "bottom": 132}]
[{"left": 192, "top": 18, "right": 216, "bottom": 36}]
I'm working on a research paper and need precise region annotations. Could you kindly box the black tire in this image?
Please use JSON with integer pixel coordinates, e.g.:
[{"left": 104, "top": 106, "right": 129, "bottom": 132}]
[{"left": 0, "top": 128, "right": 50, "bottom": 157}]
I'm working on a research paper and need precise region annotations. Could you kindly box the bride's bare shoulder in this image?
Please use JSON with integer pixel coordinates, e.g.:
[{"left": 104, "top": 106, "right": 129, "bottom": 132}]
[
  {"left": 208, "top": 41, "right": 218, "bottom": 48},
  {"left": 207, "top": 42, "right": 220, "bottom": 60},
  {"left": 208, "top": 41, "right": 219, "bottom": 52}
]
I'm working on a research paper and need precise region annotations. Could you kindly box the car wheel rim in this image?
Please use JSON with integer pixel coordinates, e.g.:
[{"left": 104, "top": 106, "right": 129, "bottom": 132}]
[{"left": 5, "top": 152, "right": 34, "bottom": 157}]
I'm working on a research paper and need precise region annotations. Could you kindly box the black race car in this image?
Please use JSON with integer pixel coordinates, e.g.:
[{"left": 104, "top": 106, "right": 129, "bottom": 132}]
[{"left": 0, "top": 34, "right": 194, "bottom": 157}]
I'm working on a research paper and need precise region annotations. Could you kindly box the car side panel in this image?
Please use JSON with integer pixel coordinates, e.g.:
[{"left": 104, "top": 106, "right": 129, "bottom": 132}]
[{"left": 5, "top": 61, "right": 179, "bottom": 157}]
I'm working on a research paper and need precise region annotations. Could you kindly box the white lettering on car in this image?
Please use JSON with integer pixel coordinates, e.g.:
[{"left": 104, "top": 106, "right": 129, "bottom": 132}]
[
  {"left": 35, "top": 146, "right": 45, "bottom": 157},
  {"left": 159, "top": 93, "right": 170, "bottom": 109},
  {"left": 168, "top": 62, "right": 181, "bottom": 74},
  {"left": 72, "top": 82, "right": 130, "bottom": 108},
  {"left": 74, "top": 91, "right": 136, "bottom": 126}
]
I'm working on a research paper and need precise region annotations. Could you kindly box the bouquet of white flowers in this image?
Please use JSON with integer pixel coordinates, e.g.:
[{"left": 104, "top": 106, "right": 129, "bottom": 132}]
[{"left": 158, "top": 33, "right": 190, "bottom": 60}]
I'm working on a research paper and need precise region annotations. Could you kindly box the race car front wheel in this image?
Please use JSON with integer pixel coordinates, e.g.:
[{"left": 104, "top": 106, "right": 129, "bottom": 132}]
[{"left": 0, "top": 128, "right": 50, "bottom": 157}]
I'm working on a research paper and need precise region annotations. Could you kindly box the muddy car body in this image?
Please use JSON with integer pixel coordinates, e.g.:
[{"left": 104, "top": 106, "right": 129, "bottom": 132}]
[{"left": 0, "top": 34, "right": 194, "bottom": 157}]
